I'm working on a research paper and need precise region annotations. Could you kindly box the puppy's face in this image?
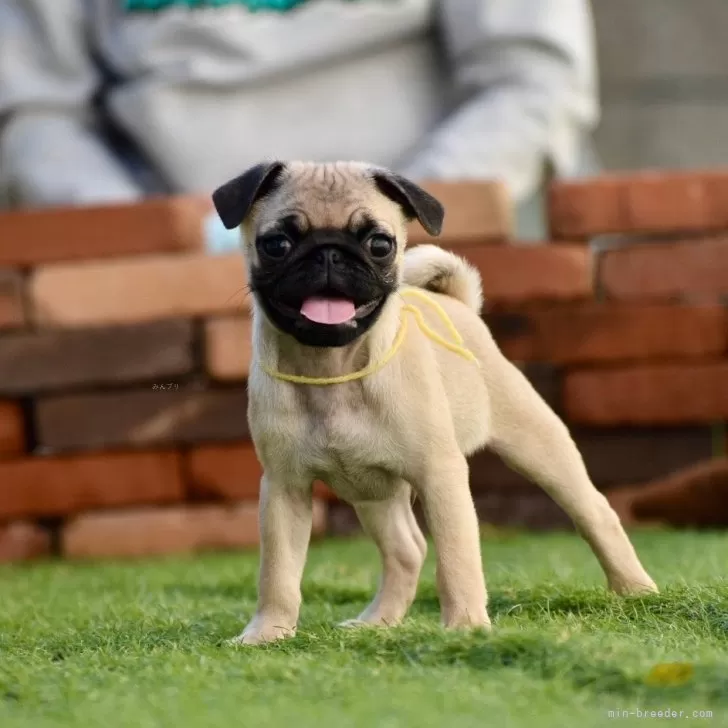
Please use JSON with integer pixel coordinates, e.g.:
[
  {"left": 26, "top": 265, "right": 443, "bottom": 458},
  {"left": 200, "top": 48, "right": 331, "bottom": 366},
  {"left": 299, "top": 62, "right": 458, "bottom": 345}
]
[{"left": 212, "top": 161, "right": 444, "bottom": 347}]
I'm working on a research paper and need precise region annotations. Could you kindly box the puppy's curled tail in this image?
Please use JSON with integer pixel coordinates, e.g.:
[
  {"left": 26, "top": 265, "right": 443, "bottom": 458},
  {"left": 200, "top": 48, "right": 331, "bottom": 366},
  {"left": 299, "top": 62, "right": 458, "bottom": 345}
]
[{"left": 402, "top": 244, "right": 484, "bottom": 314}]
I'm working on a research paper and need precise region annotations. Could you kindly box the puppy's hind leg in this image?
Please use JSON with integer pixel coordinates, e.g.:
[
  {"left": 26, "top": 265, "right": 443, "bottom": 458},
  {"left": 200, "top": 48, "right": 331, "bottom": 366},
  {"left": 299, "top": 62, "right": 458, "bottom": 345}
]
[
  {"left": 339, "top": 482, "right": 426, "bottom": 628},
  {"left": 486, "top": 360, "right": 658, "bottom": 595}
]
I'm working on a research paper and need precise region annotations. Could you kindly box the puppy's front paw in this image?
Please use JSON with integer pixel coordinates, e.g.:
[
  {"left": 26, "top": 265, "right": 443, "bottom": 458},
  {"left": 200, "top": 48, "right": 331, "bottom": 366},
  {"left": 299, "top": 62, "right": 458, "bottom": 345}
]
[{"left": 228, "top": 617, "right": 296, "bottom": 646}]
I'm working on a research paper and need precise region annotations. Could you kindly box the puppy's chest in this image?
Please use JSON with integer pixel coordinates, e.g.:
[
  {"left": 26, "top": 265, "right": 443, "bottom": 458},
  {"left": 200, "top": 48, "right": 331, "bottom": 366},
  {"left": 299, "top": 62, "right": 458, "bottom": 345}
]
[{"left": 257, "top": 385, "right": 401, "bottom": 501}]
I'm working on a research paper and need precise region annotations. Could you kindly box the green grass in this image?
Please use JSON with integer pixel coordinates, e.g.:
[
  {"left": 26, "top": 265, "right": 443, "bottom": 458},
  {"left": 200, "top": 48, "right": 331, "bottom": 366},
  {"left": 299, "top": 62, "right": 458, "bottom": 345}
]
[{"left": 1, "top": 529, "right": 727, "bottom": 728}]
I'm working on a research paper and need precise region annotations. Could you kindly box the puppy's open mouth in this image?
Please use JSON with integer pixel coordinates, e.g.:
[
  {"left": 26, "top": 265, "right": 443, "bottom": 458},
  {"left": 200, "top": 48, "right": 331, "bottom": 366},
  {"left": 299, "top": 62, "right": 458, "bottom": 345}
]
[
  {"left": 272, "top": 296, "right": 382, "bottom": 327},
  {"left": 300, "top": 297, "right": 382, "bottom": 325}
]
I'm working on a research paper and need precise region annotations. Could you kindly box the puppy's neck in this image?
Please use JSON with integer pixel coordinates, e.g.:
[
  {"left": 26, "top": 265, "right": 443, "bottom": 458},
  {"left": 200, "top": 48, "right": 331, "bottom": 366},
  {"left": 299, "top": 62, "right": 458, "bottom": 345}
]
[{"left": 253, "top": 294, "right": 404, "bottom": 382}]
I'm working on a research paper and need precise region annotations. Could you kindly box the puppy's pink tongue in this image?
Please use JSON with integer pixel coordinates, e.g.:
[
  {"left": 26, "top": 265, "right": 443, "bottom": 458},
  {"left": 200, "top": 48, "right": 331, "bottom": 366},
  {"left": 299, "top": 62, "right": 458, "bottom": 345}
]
[{"left": 300, "top": 297, "right": 356, "bottom": 325}]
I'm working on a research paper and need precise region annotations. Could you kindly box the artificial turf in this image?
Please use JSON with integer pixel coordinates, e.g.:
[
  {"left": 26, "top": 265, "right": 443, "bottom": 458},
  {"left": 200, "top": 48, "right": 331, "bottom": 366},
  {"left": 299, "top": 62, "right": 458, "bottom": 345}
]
[{"left": 1, "top": 528, "right": 726, "bottom": 728}]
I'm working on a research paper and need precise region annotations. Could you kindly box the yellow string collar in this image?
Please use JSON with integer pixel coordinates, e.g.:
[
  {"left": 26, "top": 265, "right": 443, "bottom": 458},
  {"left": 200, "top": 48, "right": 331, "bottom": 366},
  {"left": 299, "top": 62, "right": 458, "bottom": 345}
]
[{"left": 261, "top": 287, "right": 480, "bottom": 385}]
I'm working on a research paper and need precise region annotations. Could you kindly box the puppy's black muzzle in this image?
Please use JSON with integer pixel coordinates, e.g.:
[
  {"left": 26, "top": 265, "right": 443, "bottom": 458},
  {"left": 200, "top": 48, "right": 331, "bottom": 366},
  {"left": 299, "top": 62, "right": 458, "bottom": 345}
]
[
  {"left": 315, "top": 246, "right": 344, "bottom": 283},
  {"left": 251, "top": 228, "right": 398, "bottom": 348}
]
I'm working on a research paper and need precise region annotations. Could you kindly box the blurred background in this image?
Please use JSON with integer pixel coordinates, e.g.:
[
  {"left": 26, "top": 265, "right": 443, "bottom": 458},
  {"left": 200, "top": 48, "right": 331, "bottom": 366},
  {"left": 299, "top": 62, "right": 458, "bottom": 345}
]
[
  {"left": 3, "top": 1, "right": 728, "bottom": 217},
  {"left": 0, "top": 0, "right": 727, "bottom": 564},
  {"left": 592, "top": 0, "right": 728, "bottom": 172}
]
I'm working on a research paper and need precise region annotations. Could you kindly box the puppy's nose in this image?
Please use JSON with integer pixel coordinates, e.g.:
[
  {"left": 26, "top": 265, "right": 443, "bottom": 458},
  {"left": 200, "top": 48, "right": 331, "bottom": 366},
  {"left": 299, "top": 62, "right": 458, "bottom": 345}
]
[{"left": 315, "top": 247, "right": 343, "bottom": 267}]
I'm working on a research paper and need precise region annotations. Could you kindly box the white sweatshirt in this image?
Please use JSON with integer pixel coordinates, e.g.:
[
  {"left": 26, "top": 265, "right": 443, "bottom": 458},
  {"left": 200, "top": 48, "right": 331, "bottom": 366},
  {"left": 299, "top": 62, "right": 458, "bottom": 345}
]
[{"left": 0, "top": 0, "right": 599, "bottom": 210}]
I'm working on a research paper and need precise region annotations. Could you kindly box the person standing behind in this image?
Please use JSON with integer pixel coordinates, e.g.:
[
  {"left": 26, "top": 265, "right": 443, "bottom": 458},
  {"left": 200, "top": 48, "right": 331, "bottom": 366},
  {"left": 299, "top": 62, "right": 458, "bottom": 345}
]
[{"left": 0, "top": 0, "right": 599, "bottom": 239}]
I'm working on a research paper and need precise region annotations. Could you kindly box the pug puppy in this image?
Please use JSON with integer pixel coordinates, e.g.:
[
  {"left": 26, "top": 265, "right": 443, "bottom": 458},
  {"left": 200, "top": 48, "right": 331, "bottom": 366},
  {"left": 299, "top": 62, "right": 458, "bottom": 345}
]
[{"left": 212, "top": 161, "right": 658, "bottom": 646}]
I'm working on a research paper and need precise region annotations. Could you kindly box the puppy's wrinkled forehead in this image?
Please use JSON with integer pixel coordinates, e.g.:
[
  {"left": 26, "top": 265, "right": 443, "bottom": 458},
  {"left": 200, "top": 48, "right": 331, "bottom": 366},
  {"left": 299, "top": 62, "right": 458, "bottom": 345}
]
[
  {"left": 212, "top": 160, "right": 444, "bottom": 248},
  {"left": 253, "top": 162, "right": 406, "bottom": 237}
]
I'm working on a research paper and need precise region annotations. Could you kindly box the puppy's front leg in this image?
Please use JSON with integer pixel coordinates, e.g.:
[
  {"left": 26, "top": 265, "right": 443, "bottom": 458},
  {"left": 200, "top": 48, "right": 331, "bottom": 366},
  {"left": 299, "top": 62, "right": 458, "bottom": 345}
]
[
  {"left": 414, "top": 453, "right": 491, "bottom": 630},
  {"left": 232, "top": 473, "right": 313, "bottom": 645}
]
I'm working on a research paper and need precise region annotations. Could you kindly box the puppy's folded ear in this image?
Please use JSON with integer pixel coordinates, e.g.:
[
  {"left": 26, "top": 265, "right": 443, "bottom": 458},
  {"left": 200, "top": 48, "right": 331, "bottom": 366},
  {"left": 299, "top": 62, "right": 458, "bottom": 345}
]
[
  {"left": 371, "top": 169, "right": 445, "bottom": 237},
  {"left": 212, "top": 161, "right": 286, "bottom": 229}
]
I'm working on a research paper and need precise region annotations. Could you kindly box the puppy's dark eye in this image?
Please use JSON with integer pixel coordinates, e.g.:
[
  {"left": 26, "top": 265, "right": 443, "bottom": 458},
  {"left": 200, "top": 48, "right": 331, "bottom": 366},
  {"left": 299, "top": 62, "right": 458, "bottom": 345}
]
[
  {"left": 365, "top": 234, "right": 394, "bottom": 258},
  {"left": 259, "top": 235, "right": 292, "bottom": 259}
]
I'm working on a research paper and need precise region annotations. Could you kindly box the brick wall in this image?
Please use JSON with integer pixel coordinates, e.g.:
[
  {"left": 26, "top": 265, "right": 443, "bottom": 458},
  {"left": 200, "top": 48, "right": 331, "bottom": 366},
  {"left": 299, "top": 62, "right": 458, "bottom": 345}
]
[{"left": 1, "top": 173, "right": 726, "bottom": 561}]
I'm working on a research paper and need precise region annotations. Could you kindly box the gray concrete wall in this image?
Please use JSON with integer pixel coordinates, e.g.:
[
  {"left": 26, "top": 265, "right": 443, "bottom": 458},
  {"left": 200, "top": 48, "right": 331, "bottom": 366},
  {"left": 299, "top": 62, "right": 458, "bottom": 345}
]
[{"left": 593, "top": 0, "right": 728, "bottom": 171}]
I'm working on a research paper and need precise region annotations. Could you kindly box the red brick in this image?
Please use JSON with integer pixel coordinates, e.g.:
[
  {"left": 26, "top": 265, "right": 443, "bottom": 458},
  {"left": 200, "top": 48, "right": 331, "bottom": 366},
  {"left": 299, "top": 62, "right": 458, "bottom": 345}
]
[
  {"left": 30, "top": 253, "right": 248, "bottom": 328},
  {"left": 62, "top": 504, "right": 254, "bottom": 559},
  {"left": 565, "top": 362, "right": 728, "bottom": 425},
  {"left": 0, "top": 320, "right": 194, "bottom": 395},
  {"left": 0, "top": 269, "right": 25, "bottom": 329},
  {"left": 186, "top": 441, "right": 336, "bottom": 501},
  {"left": 599, "top": 237, "right": 728, "bottom": 302},
  {"left": 459, "top": 244, "right": 593, "bottom": 304},
  {"left": 629, "top": 457, "right": 728, "bottom": 528},
  {"left": 186, "top": 442, "right": 262, "bottom": 500},
  {"left": 0, "top": 196, "right": 211, "bottom": 266},
  {"left": 549, "top": 170, "right": 728, "bottom": 239},
  {"left": 573, "top": 427, "right": 717, "bottom": 488},
  {"left": 62, "top": 500, "right": 327, "bottom": 559},
  {"left": 0, "top": 522, "right": 52, "bottom": 562},
  {"left": 468, "top": 427, "right": 715, "bottom": 493},
  {"left": 606, "top": 458, "right": 728, "bottom": 529},
  {"left": 36, "top": 387, "right": 250, "bottom": 452},
  {"left": 0, "top": 401, "right": 25, "bottom": 457},
  {"left": 0, "top": 451, "right": 183, "bottom": 519},
  {"left": 204, "top": 317, "right": 252, "bottom": 381},
  {"left": 488, "top": 303, "right": 728, "bottom": 364},
  {"left": 409, "top": 181, "right": 512, "bottom": 246}
]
